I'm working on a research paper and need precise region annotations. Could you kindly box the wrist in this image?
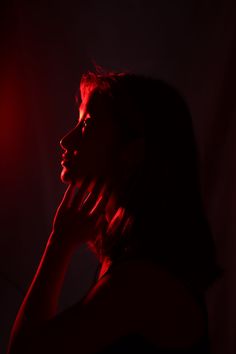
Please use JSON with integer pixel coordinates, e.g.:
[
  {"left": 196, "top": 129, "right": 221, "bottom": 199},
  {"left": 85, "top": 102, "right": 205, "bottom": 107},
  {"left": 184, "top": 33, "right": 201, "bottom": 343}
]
[{"left": 47, "top": 231, "right": 77, "bottom": 258}]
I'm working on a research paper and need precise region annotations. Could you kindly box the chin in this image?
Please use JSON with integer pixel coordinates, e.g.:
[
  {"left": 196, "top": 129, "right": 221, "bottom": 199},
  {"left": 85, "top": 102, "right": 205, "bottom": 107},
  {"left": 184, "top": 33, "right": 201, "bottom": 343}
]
[{"left": 60, "top": 168, "right": 81, "bottom": 185}]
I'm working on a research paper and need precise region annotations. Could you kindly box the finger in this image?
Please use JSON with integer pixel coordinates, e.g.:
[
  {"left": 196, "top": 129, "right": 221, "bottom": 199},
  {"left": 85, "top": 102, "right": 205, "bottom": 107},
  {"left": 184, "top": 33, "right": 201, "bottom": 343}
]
[
  {"left": 87, "top": 181, "right": 113, "bottom": 217},
  {"left": 82, "top": 178, "right": 106, "bottom": 214},
  {"left": 107, "top": 207, "right": 126, "bottom": 235},
  {"left": 95, "top": 182, "right": 112, "bottom": 208},
  {"left": 88, "top": 192, "right": 110, "bottom": 217},
  {"left": 70, "top": 177, "right": 92, "bottom": 210},
  {"left": 102, "top": 210, "right": 128, "bottom": 252},
  {"left": 110, "top": 209, "right": 133, "bottom": 239},
  {"left": 120, "top": 215, "right": 134, "bottom": 237}
]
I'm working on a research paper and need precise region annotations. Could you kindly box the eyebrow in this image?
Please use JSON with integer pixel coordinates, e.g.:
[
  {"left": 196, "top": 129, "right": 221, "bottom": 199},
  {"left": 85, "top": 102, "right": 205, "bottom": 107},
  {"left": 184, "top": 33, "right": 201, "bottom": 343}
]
[
  {"left": 78, "top": 94, "right": 94, "bottom": 122},
  {"left": 78, "top": 103, "right": 86, "bottom": 123},
  {"left": 78, "top": 107, "right": 91, "bottom": 124}
]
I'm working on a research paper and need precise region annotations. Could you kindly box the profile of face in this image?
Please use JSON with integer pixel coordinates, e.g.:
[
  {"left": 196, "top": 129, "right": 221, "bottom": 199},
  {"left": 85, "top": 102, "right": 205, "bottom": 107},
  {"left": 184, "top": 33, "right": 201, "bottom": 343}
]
[{"left": 60, "top": 91, "right": 120, "bottom": 186}]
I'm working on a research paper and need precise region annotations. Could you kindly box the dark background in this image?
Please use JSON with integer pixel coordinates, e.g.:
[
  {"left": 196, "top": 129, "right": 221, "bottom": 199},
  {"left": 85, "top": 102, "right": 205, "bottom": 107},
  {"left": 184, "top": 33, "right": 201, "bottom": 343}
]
[{"left": 1, "top": 1, "right": 236, "bottom": 353}]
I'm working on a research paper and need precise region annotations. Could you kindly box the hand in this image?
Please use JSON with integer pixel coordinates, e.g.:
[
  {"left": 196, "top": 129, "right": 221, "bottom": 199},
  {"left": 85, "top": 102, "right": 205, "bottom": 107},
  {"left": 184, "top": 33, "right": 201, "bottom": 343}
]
[
  {"left": 101, "top": 207, "right": 135, "bottom": 255},
  {"left": 49, "top": 178, "right": 109, "bottom": 253}
]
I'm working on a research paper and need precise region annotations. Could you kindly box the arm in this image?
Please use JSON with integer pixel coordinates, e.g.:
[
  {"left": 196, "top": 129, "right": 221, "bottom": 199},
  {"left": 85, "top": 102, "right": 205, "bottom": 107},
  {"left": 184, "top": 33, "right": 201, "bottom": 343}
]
[
  {"left": 8, "top": 253, "right": 142, "bottom": 354},
  {"left": 7, "top": 181, "right": 108, "bottom": 353},
  {"left": 8, "top": 234, "right": 74, "bottom": 336}
]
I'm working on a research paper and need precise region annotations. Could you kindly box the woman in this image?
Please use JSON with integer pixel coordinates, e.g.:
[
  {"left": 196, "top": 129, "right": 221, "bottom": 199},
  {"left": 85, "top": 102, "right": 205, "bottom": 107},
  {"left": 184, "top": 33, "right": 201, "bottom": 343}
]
[{"left": 8, "top": 71, "right": 222, "bottom": 354}]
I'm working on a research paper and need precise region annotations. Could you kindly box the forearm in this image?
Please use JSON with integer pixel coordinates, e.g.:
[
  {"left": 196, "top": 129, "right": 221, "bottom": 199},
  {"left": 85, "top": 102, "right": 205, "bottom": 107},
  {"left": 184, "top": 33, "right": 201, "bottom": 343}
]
[
  {"left": 8, "top": 181, "right": 105, "bottom": 353},
  {"left": 9, "top": 232, "right": 75, "bottom": 344}
]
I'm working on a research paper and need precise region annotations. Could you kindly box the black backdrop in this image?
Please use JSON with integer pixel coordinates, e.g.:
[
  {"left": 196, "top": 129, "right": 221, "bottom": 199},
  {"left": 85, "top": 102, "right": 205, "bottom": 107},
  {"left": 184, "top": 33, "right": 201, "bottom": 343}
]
[{"left": 1, "top": 1, "right": 236, "bottom": 353}]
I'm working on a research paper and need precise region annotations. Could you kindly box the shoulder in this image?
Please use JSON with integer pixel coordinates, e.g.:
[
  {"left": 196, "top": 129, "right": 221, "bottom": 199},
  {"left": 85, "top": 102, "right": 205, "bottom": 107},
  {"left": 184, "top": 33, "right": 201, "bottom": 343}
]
[
  {"left": 105, "top": 257, "right": 207, "bottom": 348},
  {"left": 12, "top": 263, "right": 141, "bottom": 354},
  {"left": 14, "top": 259, "right": 206, "bottom": 354}
]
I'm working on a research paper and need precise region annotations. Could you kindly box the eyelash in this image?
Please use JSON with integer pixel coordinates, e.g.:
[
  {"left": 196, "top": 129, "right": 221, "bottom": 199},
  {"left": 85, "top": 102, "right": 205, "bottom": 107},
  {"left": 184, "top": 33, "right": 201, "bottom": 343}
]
[{"left": 81, "top": 118, "right": 92, "bottom": 131}]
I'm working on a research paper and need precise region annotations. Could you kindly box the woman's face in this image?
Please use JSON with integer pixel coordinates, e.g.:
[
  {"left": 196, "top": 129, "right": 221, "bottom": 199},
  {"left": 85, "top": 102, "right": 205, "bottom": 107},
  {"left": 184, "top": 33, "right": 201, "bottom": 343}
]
[{"left": 60, "top": 91, "right": 119, "bottom": 186}]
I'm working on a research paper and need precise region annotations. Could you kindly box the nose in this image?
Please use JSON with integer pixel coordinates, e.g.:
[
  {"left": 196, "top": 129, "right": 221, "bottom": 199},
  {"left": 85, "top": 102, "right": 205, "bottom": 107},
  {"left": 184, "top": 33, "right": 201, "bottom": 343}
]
[{"left": 60, "top": 125, "right": 82, "bottom": 151}]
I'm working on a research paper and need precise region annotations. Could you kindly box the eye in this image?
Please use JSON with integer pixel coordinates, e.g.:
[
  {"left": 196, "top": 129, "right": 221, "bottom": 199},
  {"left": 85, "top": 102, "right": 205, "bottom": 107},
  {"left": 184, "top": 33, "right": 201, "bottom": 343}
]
[
  {"left": 81, "top": 117, "right": 92, "bottom": 133},
  {"left": 83, "top": 118, "right": 91, "bottom": 127}
]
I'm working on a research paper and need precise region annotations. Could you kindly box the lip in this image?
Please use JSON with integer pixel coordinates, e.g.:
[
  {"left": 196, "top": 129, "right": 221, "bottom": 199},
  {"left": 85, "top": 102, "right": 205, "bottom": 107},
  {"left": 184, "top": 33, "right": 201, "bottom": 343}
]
[
  {"left": 61, "top": 151, "right": 79, "bottom": 164},
  {"left": 61, "top": 159, "right": 76, "bottom": 167},
  {"left": 62, "top": 153, "right": 74, "bottom": 160},
  {"left": 61, "top": 160, "right": 68, "bottom": 167}
]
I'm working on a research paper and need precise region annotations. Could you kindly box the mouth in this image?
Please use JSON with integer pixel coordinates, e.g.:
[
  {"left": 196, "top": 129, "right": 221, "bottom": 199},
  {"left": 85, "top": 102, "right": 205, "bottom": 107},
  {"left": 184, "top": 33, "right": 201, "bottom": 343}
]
[
  {"left": 61, "top": 159, "right": 78, "bottom": 168},
  {"left": 61, "top": 152, "right": 79, "bottom": 167},
  {"left": 61, "top": 160, "right": 70, "bottom": 167}
]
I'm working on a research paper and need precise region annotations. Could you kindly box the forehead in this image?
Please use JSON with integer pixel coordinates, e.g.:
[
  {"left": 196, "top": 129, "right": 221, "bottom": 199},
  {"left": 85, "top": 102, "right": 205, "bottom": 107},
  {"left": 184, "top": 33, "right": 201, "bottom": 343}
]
[{"left": 79, "top": 90, "right": 112, "bottom": 121}]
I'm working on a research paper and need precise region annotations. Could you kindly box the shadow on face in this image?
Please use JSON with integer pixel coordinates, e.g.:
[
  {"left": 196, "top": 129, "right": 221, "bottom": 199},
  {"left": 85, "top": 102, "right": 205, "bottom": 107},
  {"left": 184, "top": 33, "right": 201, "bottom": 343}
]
[{"left": 60, "top": 91, "right": 125, "bottom": 186}]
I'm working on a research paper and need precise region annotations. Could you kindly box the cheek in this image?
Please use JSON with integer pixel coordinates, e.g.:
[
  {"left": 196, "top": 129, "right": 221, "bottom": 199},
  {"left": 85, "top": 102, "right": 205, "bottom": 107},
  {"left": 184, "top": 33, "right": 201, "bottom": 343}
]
[
  {"left": 81, "top": 123, "right": 119, "bottom": 174},
  {"left": 91, "top": 140, "right": 118, "bottom": 175}
]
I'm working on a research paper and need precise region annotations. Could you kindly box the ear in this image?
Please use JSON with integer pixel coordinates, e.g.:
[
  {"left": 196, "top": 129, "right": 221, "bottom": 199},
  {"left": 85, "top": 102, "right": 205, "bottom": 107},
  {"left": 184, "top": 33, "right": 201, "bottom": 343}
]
[{"left": 120, "top": 138, "right": 145, "bottom": 168}]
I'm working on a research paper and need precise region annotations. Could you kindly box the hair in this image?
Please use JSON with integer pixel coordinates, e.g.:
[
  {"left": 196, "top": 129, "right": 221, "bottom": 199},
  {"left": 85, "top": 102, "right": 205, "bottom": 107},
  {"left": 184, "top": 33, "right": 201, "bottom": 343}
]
[{"left": 77, "top": 69, "right": 224, "bottom": 293}]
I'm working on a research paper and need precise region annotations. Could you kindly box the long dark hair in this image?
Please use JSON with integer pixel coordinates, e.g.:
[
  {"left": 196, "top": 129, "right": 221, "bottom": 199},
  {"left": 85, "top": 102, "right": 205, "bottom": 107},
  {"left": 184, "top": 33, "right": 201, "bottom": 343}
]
[{"left": 79, "top": 70, "right": 223, "bottom": 293}]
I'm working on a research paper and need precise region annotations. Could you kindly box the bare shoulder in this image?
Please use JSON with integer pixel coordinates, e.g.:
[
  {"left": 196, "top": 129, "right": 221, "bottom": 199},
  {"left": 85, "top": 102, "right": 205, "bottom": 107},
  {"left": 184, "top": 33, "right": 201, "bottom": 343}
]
[{"left": 104, "top": 258, "right": 207, "bottom": 349}]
